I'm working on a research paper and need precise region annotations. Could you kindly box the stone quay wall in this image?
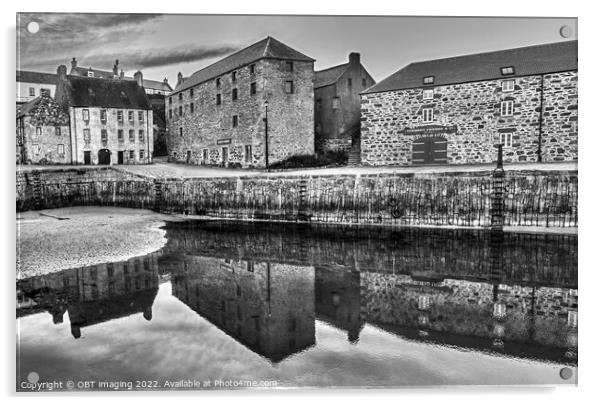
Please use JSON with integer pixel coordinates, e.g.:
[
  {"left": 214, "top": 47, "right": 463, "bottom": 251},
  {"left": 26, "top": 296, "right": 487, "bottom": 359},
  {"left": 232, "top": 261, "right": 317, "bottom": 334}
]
[{"left": 16, "top": 167, "right": 577, "bottom": 229}]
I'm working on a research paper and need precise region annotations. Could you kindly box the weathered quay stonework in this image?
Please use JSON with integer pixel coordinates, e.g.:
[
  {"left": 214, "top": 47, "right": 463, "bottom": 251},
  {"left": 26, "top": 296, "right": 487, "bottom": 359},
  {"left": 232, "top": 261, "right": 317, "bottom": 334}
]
[
  {"left": 167, "top": 37, "right": 315, "bottom": 168},
  {"left": 360, "top": 41, "right": 578, "bottom": 166}
]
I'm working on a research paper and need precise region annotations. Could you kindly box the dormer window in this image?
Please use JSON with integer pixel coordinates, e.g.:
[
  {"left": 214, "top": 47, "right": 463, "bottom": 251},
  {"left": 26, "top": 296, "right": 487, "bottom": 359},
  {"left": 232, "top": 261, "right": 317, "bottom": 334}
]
[
  {"left": 87, "top": 71, "right": 94, "bottom": 78},
  {"left": 423, "top": 76, "right": 434, "bottom": 85},
  {"left": 501, "top": 66, "right": 515, "bottom": 76}
]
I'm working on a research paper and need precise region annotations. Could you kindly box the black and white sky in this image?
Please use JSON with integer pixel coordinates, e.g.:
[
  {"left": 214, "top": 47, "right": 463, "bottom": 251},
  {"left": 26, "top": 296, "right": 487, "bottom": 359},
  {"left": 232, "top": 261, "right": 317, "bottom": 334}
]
[{"left": 17, "top": 13, "right": 577, "bottom": 86}]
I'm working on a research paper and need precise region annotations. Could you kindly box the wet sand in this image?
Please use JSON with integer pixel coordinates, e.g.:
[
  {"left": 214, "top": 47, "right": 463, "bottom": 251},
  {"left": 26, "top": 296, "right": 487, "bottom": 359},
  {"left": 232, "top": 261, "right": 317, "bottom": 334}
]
[{"left": 16, "top": 207, "right": 172, "bottom": 279}]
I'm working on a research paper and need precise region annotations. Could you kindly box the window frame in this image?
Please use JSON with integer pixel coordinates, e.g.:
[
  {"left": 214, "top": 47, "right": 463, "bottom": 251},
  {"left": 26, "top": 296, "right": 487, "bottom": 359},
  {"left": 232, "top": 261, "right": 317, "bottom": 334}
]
[
  {"left": 128, "top": 111, "right": 134, "bottom": 122},
  {"left": 285, "top": 80, "right": 294, "bottom": 94},
  {"left": 57, "top": 144, "right": 64, "bottom": 155},
  {"left": 232, "top": 88, "right": 238, "bottom": 101},
  {"left": 285, "top": 61, "right": 293, "bottom": 72},
  {"left": 138, "top": 111, "right": 144, "bottom": 122},
  {"left": 422, "top": 108, "right": 434, "bottom": 123},
  {"left": 245, "top": 145, "right": 252, "bottom": 163},
  {"left": 232, "top": 115, "right": 239, "bottom": 128},
  {"left": 423, "top": 89, "right": 434, "bottom": 100},
  {"left": 501, "top": 79, "right": 515, "bottom": 92},
  {"left": 118, "top": 129, "right": 124, "bottom": 142},
  {"left": 117, "top": 110, "right": 124, "bottom": 123},
  {"left": 83, "top": 129, "right": 91, "bottom": 144},
  {"left": 250, "top": 82, "right": 257, "bottom": 95},
  {"left": 423, "top": 76, "right": 435, "bottom": 85},
  {"left": 499, "top": 133, "right": 513, "bottom": 148},
  {"left": 138, "top": 130, "right": 145, "bottom": 142},
  {"left": 129, "top": 129, "right": 135, "bottom": 143},
  {"left": 100, "top": 109, "right": 107, "bottom": 123},
  {"left": 216, "top": 93, "right": 221, "bottom": 105},
  {"left": 231, "top": 71, "right": 237, "bottom": 82},
  {"left": 55, "top": 126, "right": 61, "bottom": 136},
  {"left": 82, "top": 109, "right": 90, "bottom": 122},
  {"left": 28, "top": 87, "right": 35, "bottom": 97},
  {"left": 500, "top": 66, "right": 515, "bottom": 76},
  {"left": 500, "top": 100, "right": 514, "bottom": 117},
  {"left": 250, "top": 64, "right": 256, "bottom": 74}
]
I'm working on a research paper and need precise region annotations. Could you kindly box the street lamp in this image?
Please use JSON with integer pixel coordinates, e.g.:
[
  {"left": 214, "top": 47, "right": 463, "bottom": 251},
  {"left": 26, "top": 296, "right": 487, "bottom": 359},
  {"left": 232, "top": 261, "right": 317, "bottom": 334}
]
[{"left": 263, "top": 100, "right": 269, "bottom": 171}]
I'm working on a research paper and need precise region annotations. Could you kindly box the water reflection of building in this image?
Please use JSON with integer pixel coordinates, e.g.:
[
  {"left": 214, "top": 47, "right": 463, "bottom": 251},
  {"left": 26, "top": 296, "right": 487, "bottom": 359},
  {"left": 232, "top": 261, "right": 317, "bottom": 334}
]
[
  {"left": 170, "top": 256, "right": 316, "bottom": 362},
  {"left": 17, "top": 253, "right": 160, "bottom": 338}
]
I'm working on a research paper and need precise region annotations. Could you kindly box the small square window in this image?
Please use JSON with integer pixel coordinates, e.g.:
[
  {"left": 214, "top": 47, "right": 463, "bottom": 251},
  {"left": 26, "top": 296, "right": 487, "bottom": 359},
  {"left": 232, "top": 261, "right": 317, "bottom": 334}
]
[
  {"left": 250, "top": 64, "right": 256, "bottom": 74},
  {"left": 501, "top": 66, "right": 515, "bottom": 76},
  {"left": 101, "top": 129, "right": 108, "bottom": 144},
  {"left": 35, "top": 127, "right": 42, "bottom": 136},
  {"left": 57, "top": 144, "right": 64, "bottom": 155},
  {"left": 423, "top": 108, "right": 434, "bottom": 122},
  {"left": 178, "top": 93, "right": 183, "bottom": 101},
  {"left": 232, "top": 88, "right": 238, "bottom": 101},
  {"left": 100, "top": 109, "right": 107, "bottom": 122},
  {"left": 332, "top": 97, "right": 340, "bottom": 109},
  {"left": 216, "top": 78, "right": 221, "bottom": 88},
  {"left": 285, "top": 62, "right": 293, "bottom": 72},
  {"left": 129, "top": 130, "right": 135, "bottom": 142},
  {"left": 117, "top": 110, "right": 123, "bottom": 122},
  {"left": 500, "top": 100, "right": 514, "bottom": 117},
  {"left": 232, "top": 115, "right": 238, "bottom": 128},
  {"left": 139, "top": 130, "right": 144, "bottom": 142},
  {"left": 128, "top": 111, "right": 134, "bottom": 122},
  {"left": 87, "top": 71, "right": 94, "bottom": 77},
  {"left": 250, "top": 82, "right": 257, "bottom": 95},
  {"left": 55, "top": 127, "right": 61, "bottom": 136},
  {"left": 502, "top": 80, "right": 515, "bottom": 92},
  {"left": 139, "top": 150, "right": 145, "bottom": 159},
  {"left": 423, "top": 89, "right": 434, "bottom": 100},
  {"left": 129, "top": 150, "right": 135, "bottom": 159},
  {"left": 499, "top": 133, "right": 513, "bottom": 147},
  {"left": 82, "top": 109, "right": 90, "bottom": 121},
  {"left": 423, "top": 76, "right": 434, "bottom": 85},
  {"left": 285, "top": 81, "right": 294, "bottom": 94},
  {"left": 28, "top": 87, "right": 35, "bottom": 97},
  {"left": 231, "top": 71, "right": 237, "bottom": 82},
  {"left": 138, "top": 111, "right": 144, "bottom": 122}
]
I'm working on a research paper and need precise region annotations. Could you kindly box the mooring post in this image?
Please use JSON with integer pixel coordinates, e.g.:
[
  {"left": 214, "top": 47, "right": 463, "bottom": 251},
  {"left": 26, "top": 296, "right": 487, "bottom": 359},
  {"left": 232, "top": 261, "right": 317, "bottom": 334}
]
[
  {"left": 490, "top": 143, "right": 505, "bottom": 348},
  {"left": 491, "top": 144, "right": 505, "bottom": 230}
]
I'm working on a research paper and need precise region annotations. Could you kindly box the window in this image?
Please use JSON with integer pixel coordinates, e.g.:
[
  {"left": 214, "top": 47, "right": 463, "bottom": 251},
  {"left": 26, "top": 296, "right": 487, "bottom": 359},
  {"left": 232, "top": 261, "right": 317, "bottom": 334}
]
[
  {"left": 129, "top": 150, "right": 135, "bottom": 159},
  {"left": 118, "top": 129, "right": 124, "bottom": 142},
  {"left": 499, "top": 133, "right": 513, "bottom": 147},
  {"left": 87, "top": 71, "right": 94, "bottom": 77},
  {"left": 33, "top": 144, "right": 40, "bottom": 155},
  {"left": 57, "top": 144, "right": 64, "bottom": 155},
  {"left": 232, "top": 115, "right": 238, "bottom": 128},
  {"left": 129, "top": 130, "right": 135, "bottom": 143},
  {"left": 501, "top": 66, "right": 515, "bottom": 76},
  {"left": 423, "top": 108, "right": 434, "bottom": 122},
  {"left": 117, "top": 110, "right": 123, "bottom": 123},
  {"left": 332, "top": 97, "right": 340, "bottom": 109},
  {"left": 100, "top": 109, "right": 107, "bottom": 123},
  {"left": 423, "top": 89, "right": 434, "bottom": 100},
  {"left": 40, "top": 88, "right": 50, "bottom": 96},
  {"left": 203, "top": 149, "right": 208, "bottom": 162},
  {"left": 83, "top": 129, "right": 91, "bottom": 144},
  {"left": 139, "top": 150, "right": 145, "bottom": 160},
  {"left": 231, "top": 71, "right": 237, "bottom": 82},
  {"left": 190, "top": 88, "right": 194, "bottom": 97},
  {"left": 500, "top": 100, "right": 514, "bottom": 117},
  {"left": 28, "top": 87, "right": 35, "bottom": 96},
  {"left": 178, "top": 93, "right": 183, "bottom": 101},
  {"left": 190, "top": 102, "right": 194, "bottom": 113},
  {"left": 250, "top": 64, "right": 256, "bottom": 74},
  {"left": 502, "top": 80, "right": 515, "bottom": 92},
  {"left": 139, "top": 130, "right": 145, "bottom": 142},
  {"left": 128, "top": 111, "right": 134, "bottom": 122},
  {"left": 285, "top": 81, "right": 294, "bottom": 94},
  {"left": 101, "top": 129, "right": 108, "bottom": 145},
  {"left": 138, "top": 111, "right": 144, "bottom": 122},
  {"left": 423, "top": 76, "right": 434, "bottom": 85},
  {"left": 250, "top": 82, "right": 256, "bottom": 95},
  {"left": 348, "top": 78, "right": 352, "bottom": 88},
  {"left": 35, "top": 127, "right": 42, "bottom": 136},
  {"left": 245, "top": 145, "right": 252, "bottom": 163},
  {"left": 285, "top": 61, "right": 293, "bottom": 72},
  {"left": 169, "top": 109, "right": 172, "bottom": 119},
  {"left": 179, "top": 127, "right": 183, "bottom": 137},
  {"left": 82, "top": 109, "right": 90, "bottom": 121},
  {"left": 216, "top": 94, "right": 221, "bottom": 105},
  {"left": 216, "top": 78, "right": 221, "bottom": 88},
  {"left": 178, "top": 106, "right": 182, "bottom": 116},
  {"left": 55, "top": 127, "right": 61, "bottom": 136},
  {"left": 232, "top": 88, "right": 238, "bottom": 101},
  {"left": 362, "top": 78, "right": 367, "bottom": 87},
  {"left": 169, "top": 96, "right": 172, "bottom": 105}
]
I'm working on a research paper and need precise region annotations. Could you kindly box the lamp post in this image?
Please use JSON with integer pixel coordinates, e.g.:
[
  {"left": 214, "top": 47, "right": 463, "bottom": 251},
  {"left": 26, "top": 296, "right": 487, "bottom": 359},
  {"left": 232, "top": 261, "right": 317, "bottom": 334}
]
[{"left": 263, "top": 100, "right": 269, "bottom": 171}]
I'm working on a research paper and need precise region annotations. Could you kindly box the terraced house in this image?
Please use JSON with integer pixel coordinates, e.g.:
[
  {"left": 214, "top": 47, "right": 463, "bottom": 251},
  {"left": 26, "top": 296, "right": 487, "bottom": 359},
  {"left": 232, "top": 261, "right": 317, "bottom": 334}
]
[
  {"left": 54, "top": 65, "right": 153, "bottom": 165},
  {"left": 166, "top": 36, "right": 315, "bottom": 168},
  {"left": 360, "top": 40, "right": 578, "bottom": 166}
]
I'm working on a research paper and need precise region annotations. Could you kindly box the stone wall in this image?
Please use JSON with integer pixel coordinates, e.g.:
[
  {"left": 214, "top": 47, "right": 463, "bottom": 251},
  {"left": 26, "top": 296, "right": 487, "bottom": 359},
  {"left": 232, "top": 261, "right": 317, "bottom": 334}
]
[
  {"left": 361, "top": 71, "right": 578, "bottom": 166},
  {"left": 16, "top": 167, "right": 577, "bottom": 230},
  {"left": 19, "top": 118, "right": 71, "bottom": 164},
  {"left": 167, "top": 58, "right": 314, "bottom": 168}
]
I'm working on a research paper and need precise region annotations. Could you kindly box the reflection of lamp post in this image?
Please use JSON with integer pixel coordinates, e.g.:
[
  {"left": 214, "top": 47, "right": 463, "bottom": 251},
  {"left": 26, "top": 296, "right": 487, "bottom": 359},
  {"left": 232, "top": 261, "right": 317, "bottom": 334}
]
[{"left": 263, "top": 100, "right": 269, "bottom": 171}]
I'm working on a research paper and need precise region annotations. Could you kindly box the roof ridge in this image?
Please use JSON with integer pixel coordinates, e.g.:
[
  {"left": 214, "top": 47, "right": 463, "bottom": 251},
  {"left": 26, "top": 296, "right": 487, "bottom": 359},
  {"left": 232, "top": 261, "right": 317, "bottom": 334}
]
[
  {"left": 315, "top": 62, "right": 349, "bottom": 74},
  {"left": 263, "top": 36, "right": 271, "bottom": 58}
]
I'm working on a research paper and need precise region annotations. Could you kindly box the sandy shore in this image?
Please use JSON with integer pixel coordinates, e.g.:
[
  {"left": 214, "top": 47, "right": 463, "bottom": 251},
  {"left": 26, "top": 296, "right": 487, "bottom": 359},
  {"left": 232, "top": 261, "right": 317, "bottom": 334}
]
[{"left": 16, "top": 207, "right": 173, "bottom": 279}]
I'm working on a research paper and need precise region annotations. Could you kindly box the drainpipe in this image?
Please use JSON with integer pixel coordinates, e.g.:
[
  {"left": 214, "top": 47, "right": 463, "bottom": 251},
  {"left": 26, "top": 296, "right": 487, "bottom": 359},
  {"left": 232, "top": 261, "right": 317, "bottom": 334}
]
[
  {"left": 537, "top": 74, "right": 544, "bottom": 162},
  {"left": 147, "top": 110, "right": 151, "bottom": 163},
  {"left": 72, "top": 108, "right": 78, "bottom": 164}
]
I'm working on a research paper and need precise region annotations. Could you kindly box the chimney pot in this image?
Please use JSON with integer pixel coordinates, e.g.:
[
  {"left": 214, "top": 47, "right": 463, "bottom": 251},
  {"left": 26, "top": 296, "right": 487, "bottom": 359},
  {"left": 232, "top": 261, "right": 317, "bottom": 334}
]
[
  {"left": 71, "top": 57, "right": 77, "bottom": 69},
  {"left": 349, "top": 52, "right": 360, "bottom": 66},
  {"left": 134, "top": 70, "right": 144, "bottom": 87}
]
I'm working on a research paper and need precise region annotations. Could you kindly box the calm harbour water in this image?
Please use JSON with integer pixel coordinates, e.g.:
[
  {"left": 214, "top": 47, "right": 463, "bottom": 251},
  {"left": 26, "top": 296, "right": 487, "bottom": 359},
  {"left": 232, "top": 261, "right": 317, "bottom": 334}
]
[{"left": 17, "top": 221, "right": 578, "bottom": 390}]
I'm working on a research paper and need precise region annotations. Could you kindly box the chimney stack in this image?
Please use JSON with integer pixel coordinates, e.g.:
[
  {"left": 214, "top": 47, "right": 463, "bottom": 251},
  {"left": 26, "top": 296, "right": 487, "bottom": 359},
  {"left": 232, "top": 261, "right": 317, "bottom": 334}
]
[
  {"left": 349, "top": 52, "right": 360, "bottom": 67},
  {"left": 134, "top": 70, "right": 144, "bottom": 87},
  {"left": 71, "top": 57, "right": 77, "bottom": 69},
  {"left": 113, "top": 59, "right": 119, "bottom": 76},
  {"left": 177, "top": 72, "right": 183, "bottom": 86},
  {"left": 57, "top": 65, "right": 67, "bottom": 81},
  {"left": 163, "top": 77, "right": 169, "bottom": 85}
]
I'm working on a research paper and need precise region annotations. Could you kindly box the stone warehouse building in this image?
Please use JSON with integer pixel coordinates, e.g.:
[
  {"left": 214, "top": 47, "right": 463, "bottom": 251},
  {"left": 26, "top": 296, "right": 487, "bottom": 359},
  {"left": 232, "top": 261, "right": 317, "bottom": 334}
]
[
  {"left": 16, "top": 92, "right": 71, "bottom": 164},
  {"left": 54, "top": 65, "right": 153, "bottom": 165},
  {"left": 167, "top": 36, "right": 315, "bottom": 168},
  {"left": 314, "top": 53, "right": 375, "bottom": 155},
  {"left": 17, "top": 70, "right": 58, "bottom": 105},
  {"left": 360, "top": 40, "right": 578, "bottom": 166}
]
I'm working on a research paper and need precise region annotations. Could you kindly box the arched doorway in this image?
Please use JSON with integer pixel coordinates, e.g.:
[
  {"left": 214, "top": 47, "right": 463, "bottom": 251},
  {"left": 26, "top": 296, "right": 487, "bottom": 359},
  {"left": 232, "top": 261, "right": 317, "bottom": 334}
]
[
  {"left": 411, "top": 136, "right": 447, "bottom": 165},
  {"left": 98, "top": 149, "right": 111, "bottom": 165}
]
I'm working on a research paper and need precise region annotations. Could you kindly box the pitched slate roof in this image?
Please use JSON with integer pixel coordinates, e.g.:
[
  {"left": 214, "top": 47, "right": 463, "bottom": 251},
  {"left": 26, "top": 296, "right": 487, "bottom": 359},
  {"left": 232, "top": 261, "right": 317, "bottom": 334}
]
[
  {"left": 364, "top": 40, "right": 578, "bottom": 94},
  {"left": 17, "top": 70, "right": 58, "bottom": 85},
  {"left": 173, "top": 36, "right": 315, "bottom": 93},
  {"left": 314, "top": 63, "right": 349, "bottom": 88},
  {"left": 71, "top": 66, "right": 173, "bottom": 92},
  {"left": 57, "top": 76, "right": 151, "bottom": 110}
]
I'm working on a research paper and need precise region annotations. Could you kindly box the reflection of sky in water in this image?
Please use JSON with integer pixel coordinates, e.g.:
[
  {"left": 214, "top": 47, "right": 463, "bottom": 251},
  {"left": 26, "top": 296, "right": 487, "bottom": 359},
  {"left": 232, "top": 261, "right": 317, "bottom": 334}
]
[{"left": 17, "top": 282, "right": 576, "bottom": 388}]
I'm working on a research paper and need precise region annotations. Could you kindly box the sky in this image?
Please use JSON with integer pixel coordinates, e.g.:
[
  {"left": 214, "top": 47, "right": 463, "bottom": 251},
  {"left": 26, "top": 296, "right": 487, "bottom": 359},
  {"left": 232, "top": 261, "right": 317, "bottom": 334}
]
[{"left": 16, "top": 14, "right": 577, "bottom": 87}]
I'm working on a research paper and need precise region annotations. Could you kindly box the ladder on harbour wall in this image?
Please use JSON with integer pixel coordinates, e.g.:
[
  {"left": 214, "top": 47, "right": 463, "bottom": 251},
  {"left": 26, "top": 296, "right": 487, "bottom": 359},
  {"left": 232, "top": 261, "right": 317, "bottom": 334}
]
[
  {"left": 29, "top": 172, "right": 43, "bottom": 210},
  {"left": 297, "top": 178, "right": 311, "bottom": 222},
  {"left": 153, "top": 179, "right": 163, "bottom": 213},
  {"left": 491, "top": 145, "right": 505, "bottom": 231}
]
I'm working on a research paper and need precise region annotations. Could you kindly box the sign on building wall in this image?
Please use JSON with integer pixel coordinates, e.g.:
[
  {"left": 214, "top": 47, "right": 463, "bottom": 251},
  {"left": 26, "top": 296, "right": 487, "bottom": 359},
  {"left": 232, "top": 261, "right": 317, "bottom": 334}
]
[{"left": 401, "top": 125, "right": 458, "bottom": 136}]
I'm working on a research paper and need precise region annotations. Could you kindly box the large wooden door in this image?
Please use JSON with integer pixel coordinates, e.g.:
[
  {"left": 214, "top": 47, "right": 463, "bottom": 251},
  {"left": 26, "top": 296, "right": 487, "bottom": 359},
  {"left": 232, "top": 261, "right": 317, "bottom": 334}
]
[
  {"left": 83, "top": 151, "right": 91, "bottom": 165},
  {"left": 412, "top": 136, "right": 447, "bottom": 165},
  {"left": 98, "top": 149, "right": 111, "bottom": 165},
  {"left": 117, "top": 151, "right": 124, "bottom": 164}
]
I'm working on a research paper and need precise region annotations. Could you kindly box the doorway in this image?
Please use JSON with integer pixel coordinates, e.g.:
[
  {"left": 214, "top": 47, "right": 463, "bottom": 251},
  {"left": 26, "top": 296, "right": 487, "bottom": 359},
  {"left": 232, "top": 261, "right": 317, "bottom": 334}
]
[
  {"left": 186, "top": 150, "right": 191, "bottom": 164},
  {"left": 98, "top": 149, "right": 111, "bottom": 165},
  {"left": 411, "top": 136, "right": 447, "bottom": 165},
  {"left": 83, "top": 151, "right": 91, "bottom": 165},
  {"left": 117, "top": 151, "right": 124, "bottom": 165},
  {"left": 222, "top": 147, "right": 229, "bottom": 166}
]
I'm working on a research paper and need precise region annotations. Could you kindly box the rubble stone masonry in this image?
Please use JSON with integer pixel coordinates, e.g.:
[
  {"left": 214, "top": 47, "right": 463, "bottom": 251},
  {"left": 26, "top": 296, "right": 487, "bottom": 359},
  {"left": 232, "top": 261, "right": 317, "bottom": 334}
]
[
  {"left": 360, "top": 71, "right": 577, "bottom": 166},
  {"left": 167, "top": 59, "right": 314, "bottom": 168}
]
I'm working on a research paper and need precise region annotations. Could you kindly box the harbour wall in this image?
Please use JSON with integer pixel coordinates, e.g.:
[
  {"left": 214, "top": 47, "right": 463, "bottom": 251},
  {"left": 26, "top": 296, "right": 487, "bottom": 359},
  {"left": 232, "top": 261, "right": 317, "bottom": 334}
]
[{"left": 16, "top": 166, "right": 578, "bottom": 229}]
